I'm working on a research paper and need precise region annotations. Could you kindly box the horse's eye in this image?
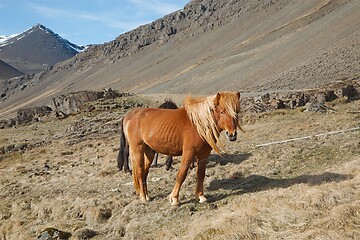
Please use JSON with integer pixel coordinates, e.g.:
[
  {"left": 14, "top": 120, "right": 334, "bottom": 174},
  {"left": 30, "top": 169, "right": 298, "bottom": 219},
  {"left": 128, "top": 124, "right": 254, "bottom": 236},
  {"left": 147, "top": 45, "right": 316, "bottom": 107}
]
[{"left": 220, "top": 111, "right": 224, "bottom": 115}]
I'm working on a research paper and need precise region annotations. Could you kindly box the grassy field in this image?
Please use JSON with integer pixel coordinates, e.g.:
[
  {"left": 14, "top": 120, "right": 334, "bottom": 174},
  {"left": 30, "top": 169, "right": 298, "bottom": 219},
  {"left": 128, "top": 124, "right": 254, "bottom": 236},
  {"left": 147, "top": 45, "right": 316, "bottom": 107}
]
[{"left": 0, "top": 96, "right": 359, "bottom": 239}]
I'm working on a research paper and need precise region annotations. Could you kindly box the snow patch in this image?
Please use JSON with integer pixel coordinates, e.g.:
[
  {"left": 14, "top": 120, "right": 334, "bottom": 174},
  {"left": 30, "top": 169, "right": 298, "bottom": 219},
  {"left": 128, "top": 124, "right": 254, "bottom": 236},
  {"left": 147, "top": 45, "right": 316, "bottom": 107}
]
[
  {"left": 17, "top": 35, "right": 25, "bottom": 41},
  {"left": 0, "top": 33, "right": 20, "bottom": 46}
]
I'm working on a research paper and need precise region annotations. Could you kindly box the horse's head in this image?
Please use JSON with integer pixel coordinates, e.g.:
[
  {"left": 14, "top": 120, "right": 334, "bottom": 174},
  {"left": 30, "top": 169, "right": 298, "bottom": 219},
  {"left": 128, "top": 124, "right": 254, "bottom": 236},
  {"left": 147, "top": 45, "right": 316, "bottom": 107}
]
[
  {"left": 213, "top": 91, "right": 241, "bottom": 142},
  {"left": 184, "top": 91, "right": 242, "bottom": 153}
]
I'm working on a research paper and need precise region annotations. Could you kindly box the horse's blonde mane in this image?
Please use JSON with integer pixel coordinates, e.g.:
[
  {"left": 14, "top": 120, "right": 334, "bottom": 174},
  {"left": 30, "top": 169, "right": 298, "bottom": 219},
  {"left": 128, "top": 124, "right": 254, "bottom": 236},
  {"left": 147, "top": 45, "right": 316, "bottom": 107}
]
[{"left": 183, "top": 92, "right": 241, "bottom": 153}]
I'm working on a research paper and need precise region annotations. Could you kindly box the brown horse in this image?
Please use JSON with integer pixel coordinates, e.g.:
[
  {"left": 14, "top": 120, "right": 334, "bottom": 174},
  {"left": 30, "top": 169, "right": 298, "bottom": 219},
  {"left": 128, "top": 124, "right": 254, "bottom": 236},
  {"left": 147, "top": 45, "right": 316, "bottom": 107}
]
[
  {"left": 119, "top": 92, "right": 242, "bottom": 205},
  {"left": 117, "top": 99, "right": 179, "bottom": 172}
]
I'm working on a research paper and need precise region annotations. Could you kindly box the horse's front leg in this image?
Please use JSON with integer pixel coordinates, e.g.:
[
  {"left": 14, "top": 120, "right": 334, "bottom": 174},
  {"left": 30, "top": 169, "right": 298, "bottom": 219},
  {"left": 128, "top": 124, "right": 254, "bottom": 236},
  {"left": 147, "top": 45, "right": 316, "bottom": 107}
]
[
  {"left": 195, "top": 157, "right": 208, "bottom": 203},
  {"left": 169, "top": 153, "right": 193, "bottom": 206}
]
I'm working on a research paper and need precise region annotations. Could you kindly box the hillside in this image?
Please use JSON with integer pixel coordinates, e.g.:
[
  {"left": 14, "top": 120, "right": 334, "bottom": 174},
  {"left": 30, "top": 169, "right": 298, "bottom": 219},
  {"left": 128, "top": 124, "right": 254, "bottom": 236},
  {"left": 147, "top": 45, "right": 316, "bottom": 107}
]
[
  {"left": 0, "top": 60, "right": 23, "bottom": 80},
  {"left": 0, "top": 0, "right": 359, "bottom": 118}
]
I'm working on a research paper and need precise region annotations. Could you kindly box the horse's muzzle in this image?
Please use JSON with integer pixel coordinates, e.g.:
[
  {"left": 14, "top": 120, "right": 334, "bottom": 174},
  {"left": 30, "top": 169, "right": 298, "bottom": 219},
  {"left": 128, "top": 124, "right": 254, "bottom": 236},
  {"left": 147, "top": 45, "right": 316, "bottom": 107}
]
[{"left": 226, "top": 131, "right": 237, "bottom": 141}]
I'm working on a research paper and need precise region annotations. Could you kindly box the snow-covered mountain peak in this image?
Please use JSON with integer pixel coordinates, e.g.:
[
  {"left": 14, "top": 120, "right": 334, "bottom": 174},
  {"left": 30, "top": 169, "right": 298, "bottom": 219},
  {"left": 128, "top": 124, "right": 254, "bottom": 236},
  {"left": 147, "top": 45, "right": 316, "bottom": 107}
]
[{"left": 0, "top": 24, "right": 85, "bottom": 52}]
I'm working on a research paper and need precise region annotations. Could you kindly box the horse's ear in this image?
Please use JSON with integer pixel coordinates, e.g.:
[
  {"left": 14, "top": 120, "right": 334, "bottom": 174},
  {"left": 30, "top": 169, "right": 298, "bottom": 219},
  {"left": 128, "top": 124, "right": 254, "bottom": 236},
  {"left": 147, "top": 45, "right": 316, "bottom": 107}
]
[
  {"left": 214, "top": 93, "right": 221, "bottom": 106},
  {"left": 237, "top": 92, "right": 240, "bottom": 99}
]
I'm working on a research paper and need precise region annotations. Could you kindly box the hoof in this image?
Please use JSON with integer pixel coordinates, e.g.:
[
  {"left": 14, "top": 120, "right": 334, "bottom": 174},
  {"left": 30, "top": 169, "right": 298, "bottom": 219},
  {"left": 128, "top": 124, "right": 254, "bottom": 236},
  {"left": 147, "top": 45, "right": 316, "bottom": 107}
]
[
  {"left": 169, "top": 195, "right": 180, "bottom": 206},
  {"left": 140, "top": 195, "right": 150, "bottom": 202},
  {"left": 198, "top": 195, "right": 207, "bottom": 203}
]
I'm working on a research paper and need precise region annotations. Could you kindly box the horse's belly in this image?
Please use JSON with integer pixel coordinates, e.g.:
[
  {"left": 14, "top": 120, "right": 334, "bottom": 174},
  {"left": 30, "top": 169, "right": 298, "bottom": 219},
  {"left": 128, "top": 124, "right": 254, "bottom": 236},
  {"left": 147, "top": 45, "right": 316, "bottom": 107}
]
[
  {"left": 142, "top": 127, "right": 183, "bottom": 156},
  {"left": 156, "top": 147, "right": 182, "bottom": 156},
  {"left": 145, "top": 138, "right": 183, "bottom": 156}
]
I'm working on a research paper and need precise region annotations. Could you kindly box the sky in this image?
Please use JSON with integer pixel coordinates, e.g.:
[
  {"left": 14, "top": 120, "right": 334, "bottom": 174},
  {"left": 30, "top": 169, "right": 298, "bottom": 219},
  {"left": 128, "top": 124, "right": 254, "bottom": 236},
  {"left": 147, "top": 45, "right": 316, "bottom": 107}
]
[{"left": 0, "top": 0, "right": 189, "bottom": 46}]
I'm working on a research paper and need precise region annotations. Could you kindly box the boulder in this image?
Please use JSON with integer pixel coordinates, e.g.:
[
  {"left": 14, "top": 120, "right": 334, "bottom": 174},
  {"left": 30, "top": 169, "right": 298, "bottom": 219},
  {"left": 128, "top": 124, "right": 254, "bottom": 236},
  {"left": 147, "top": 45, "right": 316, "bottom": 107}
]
[
  {"left": 72, "top": 228, "right": 97, "bottom": 240},
  {"left": 261, "top": 93, "right": 271, "bottom": 102},
  {"left": 297, "top": 93, "right": 310, "bottom": 107},
  {"left": 37, "top": 227, "right": 71, "bottom": 240},
  {"left": 49, "top": 89, "right": 124, "bottom": 116},
  {"left": 0, "top": 118, "right": 16, "bottom": 129},
  {"left": 303, "top": 102, "right": 332, "bottom": 113},
  {"left": 49, "top": 91, "right": 103, "bottom": 116},
  {"left": 324, "top": 90, "right": 338, "bottom": 102},
  {"left": 341, "top": 85, "right": 359, "bottom": 100},
  {"left": 276, "top": 99, "right": 287, "bottom": 109},
  {"left": 16, "top": 106, "right": 52, "bottom": 125}
]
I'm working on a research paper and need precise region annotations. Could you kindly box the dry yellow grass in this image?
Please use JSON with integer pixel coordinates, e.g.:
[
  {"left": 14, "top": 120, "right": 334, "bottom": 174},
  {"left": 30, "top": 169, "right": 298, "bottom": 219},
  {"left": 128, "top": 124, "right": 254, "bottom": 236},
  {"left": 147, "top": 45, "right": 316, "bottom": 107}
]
[{"left": 0, "top": 98, "right": 359, "bottom": 239}]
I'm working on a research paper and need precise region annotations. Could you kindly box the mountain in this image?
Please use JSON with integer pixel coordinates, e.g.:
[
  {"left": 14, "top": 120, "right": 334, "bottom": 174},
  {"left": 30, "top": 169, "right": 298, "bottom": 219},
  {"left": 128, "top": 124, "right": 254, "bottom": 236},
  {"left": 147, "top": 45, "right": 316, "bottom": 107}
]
[
  {"left": 0, "top": 0, "right": 359, "bottom": 117},
  {"left": 0, "top": 59, "right": 23, "bottom": 80},
  {"left": 0, "top": 24, "right": 85, "bottom": 75}
]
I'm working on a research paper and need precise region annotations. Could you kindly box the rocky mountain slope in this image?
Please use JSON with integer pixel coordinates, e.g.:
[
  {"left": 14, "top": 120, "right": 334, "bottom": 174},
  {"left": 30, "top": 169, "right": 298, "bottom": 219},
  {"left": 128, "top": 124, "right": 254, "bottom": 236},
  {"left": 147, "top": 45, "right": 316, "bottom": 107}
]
[
  {"left": 1, "top": 0, "right": 359, "bottom": 118},
  {"left": 0, "top": 24, "right": 84, "bottom": 75},
  {"left": 0, "top": 60, "right": 23, "bottom": 80}
]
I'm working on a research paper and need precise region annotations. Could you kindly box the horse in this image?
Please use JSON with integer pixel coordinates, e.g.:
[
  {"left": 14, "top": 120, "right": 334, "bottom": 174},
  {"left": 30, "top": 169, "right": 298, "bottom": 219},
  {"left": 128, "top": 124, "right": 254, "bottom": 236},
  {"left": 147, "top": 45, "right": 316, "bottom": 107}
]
[
  {"left": 118, "top": 91, "right": 242, "bottom": 205},
  {"left": 117, "top": 99, "right": 179, "bottom": 173}
]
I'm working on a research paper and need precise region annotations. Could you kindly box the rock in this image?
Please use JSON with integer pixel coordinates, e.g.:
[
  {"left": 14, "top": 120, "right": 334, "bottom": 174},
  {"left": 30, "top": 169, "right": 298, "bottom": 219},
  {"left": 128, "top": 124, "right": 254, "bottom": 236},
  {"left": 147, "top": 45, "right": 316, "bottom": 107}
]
[
  {"left": 60, "top": 151, "right": 73, "bottom": 156},
  {"left": 0, "top": 106, "right": 52, "bottom": 128},
  {"left": 95, "top": 208, "right": 112, "bottom": 223},
  {"left": 324, "top": 90, "right": 338, "bottom": 102},
  {"left": 261, "top": 93, "right": 271, "bottom": 102},
  {"left": 313, "top": 92, "right": 326, "bottom": 103},
  {"left": 49, "top": 91, "right": 104, "bottom": 116},
  {"left": 297, "top": 93, "right": 310, "bottom": 107},
  {"left": 254, "top": 93, "right": 271, "bottom": 103},
  {"left": 113, "top": 225, "right": 126, "bottom": 238},
  {"left": 4, "top": 144, "right": 15, "bottom": 153},
  {"left": 16, "top": 106, "right": 52, "bottom": 125},
  {"left": 341, "top": 85, "right": 359, "bottom": 100},
  {"left": 49, "top": 89, "right": 124, "bottom": 116},
  {"left": 13, "top": 143, "right": 29, "bottom": 151},
  {"left": 37, "top": 227, "right": 71, "bottom": 240},
  {"left": 276, "top": 99, "right": 287, "bottom": 109},
  {"left": 0, "top": 118, "right": 16, "bottom": 128},
  {"left": 165, "top": 26, "right": 177, "bottom": 36},
  {"left": 303, "top": 102, "right": 329, "bottom": 113},
  {"left": 252, "top": 102, "right": 267, "bottom": 113},
  {"left": 103, "top": 88, "right": 122, "bottom": 99},
  {"left": 290, "top": 100, "right": 297, "bottom": 109},
  {"left": 72, "top": 228, "right": 97, "bottom": 240}
]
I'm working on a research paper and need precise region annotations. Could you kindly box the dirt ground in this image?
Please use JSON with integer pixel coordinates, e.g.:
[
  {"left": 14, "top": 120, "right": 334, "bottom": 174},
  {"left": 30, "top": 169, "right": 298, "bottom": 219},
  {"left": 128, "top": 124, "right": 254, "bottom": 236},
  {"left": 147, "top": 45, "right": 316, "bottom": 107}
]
[{"left": 0, "top": 95, "right": 359, "bottom": 239}]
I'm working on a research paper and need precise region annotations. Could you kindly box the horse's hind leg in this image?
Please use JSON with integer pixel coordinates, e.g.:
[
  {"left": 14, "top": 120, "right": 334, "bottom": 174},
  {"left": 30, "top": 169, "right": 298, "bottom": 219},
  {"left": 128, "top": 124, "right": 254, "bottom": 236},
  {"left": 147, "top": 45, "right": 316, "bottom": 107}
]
[
  {"left": 143, "top": 146, "right": 155, "bottom": 200},
  {"left": 151, "top": 152, "right": 159, "bottom": 167},
  {"left": 117, "top": 118, "right": 125, "bottom": 171},
  {"left": 123, "top": 141, "right": 131, "bottom": 173},
  {"left": 165, "top": 156, "right": 173, "bottom": 171},
  {"left": 190, "top": 157, "right": 195, "bottom": 170},
  {"left": 130, "top": 145, "right": 148, "bottom": 202}
]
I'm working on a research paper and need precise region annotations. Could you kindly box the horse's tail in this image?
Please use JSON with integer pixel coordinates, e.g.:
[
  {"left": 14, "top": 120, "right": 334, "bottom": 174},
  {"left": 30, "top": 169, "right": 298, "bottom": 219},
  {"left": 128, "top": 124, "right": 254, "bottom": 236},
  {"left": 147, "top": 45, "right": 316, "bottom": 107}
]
[{"left": 117, "top": 118, "right": 126, "bottom": 171}]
